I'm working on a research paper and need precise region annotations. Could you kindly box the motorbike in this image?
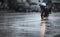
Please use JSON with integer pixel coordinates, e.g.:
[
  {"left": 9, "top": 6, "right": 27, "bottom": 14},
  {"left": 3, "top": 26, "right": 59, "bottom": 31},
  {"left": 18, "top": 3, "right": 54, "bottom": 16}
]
[{"left": 40, "top": 3, "right": 50, "bottom": 19}]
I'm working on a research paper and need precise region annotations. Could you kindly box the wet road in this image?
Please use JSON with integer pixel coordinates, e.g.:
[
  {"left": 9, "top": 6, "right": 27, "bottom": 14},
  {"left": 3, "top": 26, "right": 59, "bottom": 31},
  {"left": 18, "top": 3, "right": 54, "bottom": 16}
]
[{"left": 0, "top": 12, "right": 60, "bottom": 37}]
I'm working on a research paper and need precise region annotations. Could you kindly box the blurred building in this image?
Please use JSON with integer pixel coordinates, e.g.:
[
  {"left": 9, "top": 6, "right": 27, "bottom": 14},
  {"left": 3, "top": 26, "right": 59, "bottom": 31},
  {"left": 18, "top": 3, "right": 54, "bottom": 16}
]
[
  {"left": 52, "top": 0, "right": 60, "bottom": 3},
  {"left": 14, "top": 0, "right": 30, "bottom": 12},
  {"left": 52, "top": 0, "right": 60, "bottom": 12},
  {"left": 7, "top": 0, "right": 17, "bottom": 10},
  {"left": 0, "top": 0, "right": 17, "bottom": 10},
  {"left": 0, "top": 0, "right": 5, "bottom": 10},
  {"left": 0, "top": 0, "right": 41, "bottom": 12},
  {"left": 27, "top": 0, "right": 40, "bottom": 12}
]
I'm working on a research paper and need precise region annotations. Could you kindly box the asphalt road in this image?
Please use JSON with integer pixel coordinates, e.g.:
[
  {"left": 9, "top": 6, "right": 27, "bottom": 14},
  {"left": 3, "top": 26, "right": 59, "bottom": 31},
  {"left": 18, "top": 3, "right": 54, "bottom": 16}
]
[{"left": 0, "top": 12, "right": 60, "bottom": 37}]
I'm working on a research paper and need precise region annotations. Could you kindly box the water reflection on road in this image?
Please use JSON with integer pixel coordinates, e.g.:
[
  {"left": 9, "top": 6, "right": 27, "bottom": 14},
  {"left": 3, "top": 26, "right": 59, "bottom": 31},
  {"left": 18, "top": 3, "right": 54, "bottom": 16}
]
[
  {"left": 0, "top": 12, "right": 60, "bottom": 37},
  {"left": 40, "top": 19, "right": 49, "bottom": 37},
  {"left": 0, "top": 12, "right": 40, "bottom": 37},
  {"left": 41, "top": 19, "right": 46, "bottom": 37}
]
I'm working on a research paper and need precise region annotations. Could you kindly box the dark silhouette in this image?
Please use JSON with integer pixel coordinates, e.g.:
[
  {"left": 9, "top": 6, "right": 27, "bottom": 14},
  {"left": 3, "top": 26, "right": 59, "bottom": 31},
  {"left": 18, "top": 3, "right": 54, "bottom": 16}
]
[{"left": 40, "top": 0, "right": 52, "bottom": 19}]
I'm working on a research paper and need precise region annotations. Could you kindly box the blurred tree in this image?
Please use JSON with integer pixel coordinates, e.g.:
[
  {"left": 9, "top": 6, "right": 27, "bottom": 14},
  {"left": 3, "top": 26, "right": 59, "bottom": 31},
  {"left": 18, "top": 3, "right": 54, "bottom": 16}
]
[
  {"left": 7, "top": 0, "right": 17, "bottom": 10},
  {"left": 0, "top": 0, "right": 4, "bottom": 5}
]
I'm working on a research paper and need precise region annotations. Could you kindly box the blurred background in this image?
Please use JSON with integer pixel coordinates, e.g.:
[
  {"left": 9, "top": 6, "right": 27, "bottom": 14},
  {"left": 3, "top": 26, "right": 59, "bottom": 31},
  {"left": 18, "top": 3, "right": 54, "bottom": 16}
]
[
  {"left": 0, "top": 0, "right": 60, "bottom": 37},
  {"left": 0, "top": 0, "right": 60, "bottom": 12}
]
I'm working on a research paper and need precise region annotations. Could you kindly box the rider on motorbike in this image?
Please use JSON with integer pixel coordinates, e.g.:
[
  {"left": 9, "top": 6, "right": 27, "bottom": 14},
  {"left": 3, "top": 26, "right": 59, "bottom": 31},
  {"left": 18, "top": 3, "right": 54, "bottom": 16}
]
[{"left": 40, "top": 0, "right": 52, "bottom": 19}]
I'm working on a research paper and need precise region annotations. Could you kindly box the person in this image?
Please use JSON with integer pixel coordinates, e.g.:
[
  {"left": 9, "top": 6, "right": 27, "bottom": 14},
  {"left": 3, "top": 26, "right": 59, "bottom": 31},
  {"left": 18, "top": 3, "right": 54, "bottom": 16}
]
[
  {"left": 40, "top": 3, "right": 47, "bottom": 19},
  {"left": 40, "top": 0, "right": 52, "bottom": 19}
]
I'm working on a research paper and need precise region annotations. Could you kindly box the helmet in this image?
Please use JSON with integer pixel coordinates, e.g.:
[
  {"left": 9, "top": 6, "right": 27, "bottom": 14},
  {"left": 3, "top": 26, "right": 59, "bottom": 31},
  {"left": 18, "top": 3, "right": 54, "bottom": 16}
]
[{"left": 40, "top": 3, "right": 46, "bottom": 6}]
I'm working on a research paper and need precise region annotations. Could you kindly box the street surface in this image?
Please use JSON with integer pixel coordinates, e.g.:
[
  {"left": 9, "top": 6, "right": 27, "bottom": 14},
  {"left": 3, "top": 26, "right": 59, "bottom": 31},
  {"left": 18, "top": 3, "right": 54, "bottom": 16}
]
[{"left": 0, "top": 12, "right": 60, "bottom": 37}]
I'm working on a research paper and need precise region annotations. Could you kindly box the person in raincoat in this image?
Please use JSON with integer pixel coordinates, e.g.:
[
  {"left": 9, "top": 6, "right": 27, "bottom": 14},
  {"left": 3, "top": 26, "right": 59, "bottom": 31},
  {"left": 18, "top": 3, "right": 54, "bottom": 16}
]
[{"left": 40, "top": 0, "right": 52, "bottom": 19}]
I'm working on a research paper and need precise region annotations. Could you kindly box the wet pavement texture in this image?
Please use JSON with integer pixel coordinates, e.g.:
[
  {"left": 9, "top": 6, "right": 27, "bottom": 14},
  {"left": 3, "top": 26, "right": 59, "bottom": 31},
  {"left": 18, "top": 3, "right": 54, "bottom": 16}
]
[{"left": 0, "top": 12, "right": 60, "bottom": 37}]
